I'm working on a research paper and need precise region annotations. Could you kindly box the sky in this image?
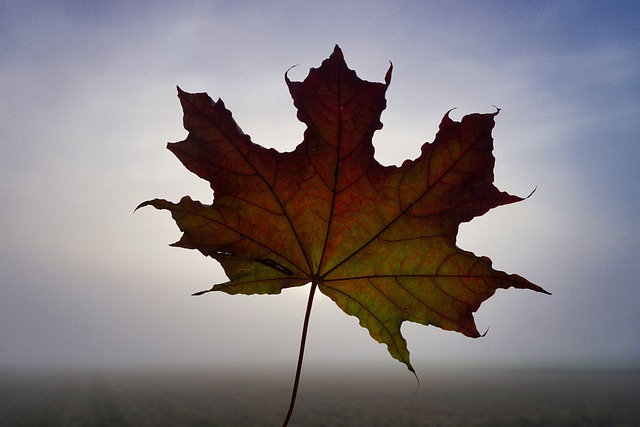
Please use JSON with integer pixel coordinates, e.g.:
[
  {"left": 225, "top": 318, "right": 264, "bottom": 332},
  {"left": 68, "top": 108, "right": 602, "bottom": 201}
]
[{"left": 1, "top": 0, "right": 639, "bottom": 373}]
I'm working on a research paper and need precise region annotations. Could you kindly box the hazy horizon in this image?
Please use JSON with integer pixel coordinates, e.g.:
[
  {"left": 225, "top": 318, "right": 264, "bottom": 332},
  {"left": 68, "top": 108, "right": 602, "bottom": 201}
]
[{"left": 2, "top": 364, "right": 638, "bottom": 426}]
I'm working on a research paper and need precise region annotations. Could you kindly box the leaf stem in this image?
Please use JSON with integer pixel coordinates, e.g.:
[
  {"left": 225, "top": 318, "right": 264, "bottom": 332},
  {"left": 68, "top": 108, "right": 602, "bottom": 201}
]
[{"left": 281, "top": 280, "right": 318, "bottom": 427}]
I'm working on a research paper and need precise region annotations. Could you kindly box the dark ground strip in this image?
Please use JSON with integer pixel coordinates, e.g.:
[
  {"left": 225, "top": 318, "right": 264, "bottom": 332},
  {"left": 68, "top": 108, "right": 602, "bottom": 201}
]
[{"left": 0, "top": 367, "right": 638, "bottom": 426}]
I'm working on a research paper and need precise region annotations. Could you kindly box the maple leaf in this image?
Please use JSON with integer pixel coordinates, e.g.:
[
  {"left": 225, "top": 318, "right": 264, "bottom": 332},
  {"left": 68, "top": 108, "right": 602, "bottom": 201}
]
[{"left": 138, "top": 45, "right": 548, "bottom": 425}]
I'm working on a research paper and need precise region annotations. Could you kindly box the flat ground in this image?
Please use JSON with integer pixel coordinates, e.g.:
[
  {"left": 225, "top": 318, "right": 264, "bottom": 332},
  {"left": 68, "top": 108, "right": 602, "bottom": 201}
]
[{"left": 0, "top": 366, "right": 638, "bottom": 426}]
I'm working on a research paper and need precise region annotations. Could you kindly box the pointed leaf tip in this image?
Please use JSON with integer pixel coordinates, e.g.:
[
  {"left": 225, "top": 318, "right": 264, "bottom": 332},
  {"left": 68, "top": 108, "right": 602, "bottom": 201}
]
[
  {"left": 385, "top": 61, "right": 393, "bottom": 85},
  {"left": 330, "top": 44, "right": 344, "bottom": 62}
]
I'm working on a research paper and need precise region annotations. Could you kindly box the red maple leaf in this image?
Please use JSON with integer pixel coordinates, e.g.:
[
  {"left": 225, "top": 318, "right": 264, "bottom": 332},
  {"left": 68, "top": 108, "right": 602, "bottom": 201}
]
[{"left": 138, "top": 45, "right": 548, "bottom": 425}]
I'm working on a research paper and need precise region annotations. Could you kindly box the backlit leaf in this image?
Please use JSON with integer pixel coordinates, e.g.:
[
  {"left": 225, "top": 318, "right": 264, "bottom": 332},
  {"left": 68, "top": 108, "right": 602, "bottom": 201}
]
[{"left": 138, "top": 45, "right": 548, "bottom": 374}]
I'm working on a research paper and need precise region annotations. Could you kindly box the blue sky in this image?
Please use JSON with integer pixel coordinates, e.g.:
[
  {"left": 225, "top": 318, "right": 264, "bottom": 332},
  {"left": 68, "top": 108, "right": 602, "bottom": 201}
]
[{"left": 1, "top": 1, "right": 639, "bottom": 371}]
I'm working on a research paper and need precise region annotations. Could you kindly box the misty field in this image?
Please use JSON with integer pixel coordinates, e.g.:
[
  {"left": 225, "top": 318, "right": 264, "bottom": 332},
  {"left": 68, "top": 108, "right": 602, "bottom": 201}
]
[{"left": 0, "top": 366, "right": 638, "bottom": 426}]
